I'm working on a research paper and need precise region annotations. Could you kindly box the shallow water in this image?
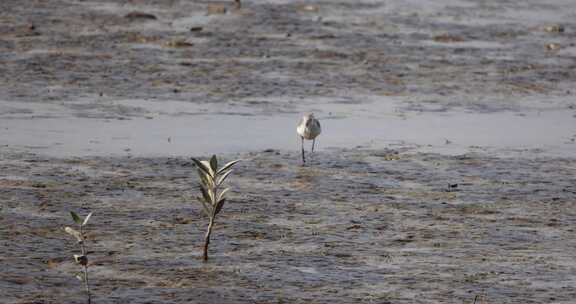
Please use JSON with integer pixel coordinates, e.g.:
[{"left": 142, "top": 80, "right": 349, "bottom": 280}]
[{"left": 1, "top": 99, "right": 574, "bottom": 157}]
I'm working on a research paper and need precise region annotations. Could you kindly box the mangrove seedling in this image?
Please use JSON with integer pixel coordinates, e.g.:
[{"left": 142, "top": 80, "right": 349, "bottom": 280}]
[
  {"left": 64, "top": 211, "right": 93, "bottom": 304},
  {"left": 191, "top": 155, "right": 240, "bottom": 262}
]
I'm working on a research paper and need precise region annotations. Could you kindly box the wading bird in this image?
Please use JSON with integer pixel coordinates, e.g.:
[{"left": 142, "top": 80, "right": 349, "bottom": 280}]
[{"left": 296, "top": 113, "right": 321, "bottom": 164}]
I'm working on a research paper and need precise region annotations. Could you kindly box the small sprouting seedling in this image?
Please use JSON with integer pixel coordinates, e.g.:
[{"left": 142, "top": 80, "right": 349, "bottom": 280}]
[
  {"left": 191, "top": 155, "right": 240, "bottom": 262},
  {"left": 64, "top": 211, "right": 93, "bottom": 304}
]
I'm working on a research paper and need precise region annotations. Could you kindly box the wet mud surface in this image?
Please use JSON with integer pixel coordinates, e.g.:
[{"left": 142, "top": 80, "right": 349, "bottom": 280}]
[
  {"left": 1, "top": 150, "right": 576, "bottom": 303},
  {"left": 1, "top": 0, "right": 576, "bottom": 106},
  {"left": 1, "top": 0, "right": 576, "bottom": 303}
]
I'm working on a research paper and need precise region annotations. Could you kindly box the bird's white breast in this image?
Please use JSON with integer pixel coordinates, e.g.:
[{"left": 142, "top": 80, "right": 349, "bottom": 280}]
[{"left": 297, "top": 119, "right": 321, "bottom": 140}]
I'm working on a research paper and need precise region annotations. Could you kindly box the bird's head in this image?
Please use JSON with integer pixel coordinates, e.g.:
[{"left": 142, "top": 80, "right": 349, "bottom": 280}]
[
  {"left": 302, "top": 113, "right": 318, "bottom": 128},
  {"left": 303, "top": 113, "right": 315, "bottom": 120}
]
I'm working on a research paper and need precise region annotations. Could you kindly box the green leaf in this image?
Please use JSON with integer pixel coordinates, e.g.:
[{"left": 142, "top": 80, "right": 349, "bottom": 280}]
[
  {"left": 217, "top": 187, "right": 230, "bottom": 203},
  {"left": 216, "top": 170, "right": 233, "bottom": 187},
  {"left": 217, "top": 159, "right": 241, "bottom": 175},
  {"left": 201, "top": 160, "right": 214, "bottom": 176},
  {"left": 75, "top": 272, "right": 85, "bottom": 282},
  {"left": 209, "top": 155, "right": 218, "bottom": 172},
  {"left": 196, "top": 196, "right": 212, "bottom": 216},
  {"left": 199, "top": 184, "right": 213, "bottom": 204},
  {"left": 198, "top": 169, "right": 213, "bottom": 188},
  {"left": 214, "top": 198, "right": 226, "bottom": 216},
  {"left": 73, "top": 254, "right": 88, "bottom": 266},
  {"left": 82, "top": 212, "right": 93, "bottom": 226},
  {"left": 70, "top": 211, "right": 82, "bottom": 224},
  {"left": 64, "top": 226, "right": 83, "bottom": 242},
  {"left": 191, "top": 157, "right": 212, "bottom": 177}
]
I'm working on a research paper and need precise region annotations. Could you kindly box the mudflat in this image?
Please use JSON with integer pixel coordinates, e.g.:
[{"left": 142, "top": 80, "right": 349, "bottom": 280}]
[{"left": 1, "top": 0, "right": 575, "bottom": 303}]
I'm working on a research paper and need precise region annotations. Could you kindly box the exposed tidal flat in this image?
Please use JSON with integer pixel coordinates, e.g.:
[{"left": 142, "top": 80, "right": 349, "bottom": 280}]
[{"left": 1, "top": 0, "right": 576, "bottom": 303}]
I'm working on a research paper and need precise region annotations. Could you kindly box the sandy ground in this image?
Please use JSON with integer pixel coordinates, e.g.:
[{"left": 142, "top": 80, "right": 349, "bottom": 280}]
[{"left": 1, "top": 0, "right": 576, "bottom": 303}]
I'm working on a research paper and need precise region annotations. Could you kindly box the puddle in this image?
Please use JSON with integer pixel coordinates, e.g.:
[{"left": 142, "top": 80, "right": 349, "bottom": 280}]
[{"left": 1, "top": 99, "right": 573, "bottom": 157}]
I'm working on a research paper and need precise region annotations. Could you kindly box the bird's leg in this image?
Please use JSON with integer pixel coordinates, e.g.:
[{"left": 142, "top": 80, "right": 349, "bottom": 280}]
[
  {"left": 301, "top": 137, "right": 306, "bottom": 164},
  {"left": 312, "top": 138, "right": 316, "bottom": 153}
]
